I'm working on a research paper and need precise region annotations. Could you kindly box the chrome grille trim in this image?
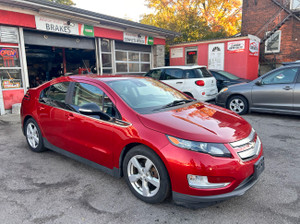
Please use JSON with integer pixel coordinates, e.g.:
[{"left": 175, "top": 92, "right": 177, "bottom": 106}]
[
  {"left": 237, "top": 137, "right": 261, "bottom": 160},
  {"left": 230, "top": 128, "right": 255, "bottom": 148}
]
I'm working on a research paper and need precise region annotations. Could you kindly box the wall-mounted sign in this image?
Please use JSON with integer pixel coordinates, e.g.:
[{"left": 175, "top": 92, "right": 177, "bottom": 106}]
[
  {"left": 123, "top": 32, "right": 153, "bottom": 45},
  {"left": 227, "top": 40, "right": 245, "bottom": 53},
  {"left": 249, "top": 40, "right": 259, "bottom": 56},
  {"left": 35, "top": 16, "right": 94, "bottom": 37},
  {"left": 170, "top": 48, "right": 183, "bottom": 58},
  {"left": 2, "top": 79, "right": 21, "bottom": 89},
  {"left": 0, "top": 26, "right": 19, "bottom": 43}
]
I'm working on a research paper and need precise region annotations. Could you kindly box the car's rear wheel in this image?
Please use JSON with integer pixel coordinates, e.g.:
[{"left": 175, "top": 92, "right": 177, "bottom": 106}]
[
  {"left": 25, "top": 118, "right": 47, "bottom": 152},
  {"left": 227, "top": 95, "right": 248, "bottom": 115},
  {"left": 123, "top": 146, "right": 170, "bottom": 204}
]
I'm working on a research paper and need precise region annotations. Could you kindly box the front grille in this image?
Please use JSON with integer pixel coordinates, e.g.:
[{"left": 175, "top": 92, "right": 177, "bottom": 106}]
[{"left": 230, "top": 129, "right": 262, "bottom": 161}]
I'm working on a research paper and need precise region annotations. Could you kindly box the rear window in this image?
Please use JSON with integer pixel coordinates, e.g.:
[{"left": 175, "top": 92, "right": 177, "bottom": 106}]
[{"left": 186, "top": 68, "right": 213, "bottom": 78}]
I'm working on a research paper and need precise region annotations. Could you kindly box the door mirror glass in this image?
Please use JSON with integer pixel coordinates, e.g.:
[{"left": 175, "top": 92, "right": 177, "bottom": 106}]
[{"left": 255, "top": 80, "right": 262, "bottom": 86}]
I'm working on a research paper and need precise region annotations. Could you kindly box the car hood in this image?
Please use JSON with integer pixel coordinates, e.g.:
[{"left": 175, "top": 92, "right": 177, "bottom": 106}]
[{"left": 138, "top": 102, "right": 252, "bottom": 143}]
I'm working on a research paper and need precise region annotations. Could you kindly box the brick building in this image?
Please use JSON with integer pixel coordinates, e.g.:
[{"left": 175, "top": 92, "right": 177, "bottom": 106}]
[{"left": 241, "top": 0, "right": 300, "bottom": 74}]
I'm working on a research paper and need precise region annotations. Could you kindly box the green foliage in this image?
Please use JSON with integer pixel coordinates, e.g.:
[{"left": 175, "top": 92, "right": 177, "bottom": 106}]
[
  {"left": 47, "top": 0, "right": 75, "bottom": 6},
  {"left": 141, "top": 0, "right": 241, "bottom": 44}
]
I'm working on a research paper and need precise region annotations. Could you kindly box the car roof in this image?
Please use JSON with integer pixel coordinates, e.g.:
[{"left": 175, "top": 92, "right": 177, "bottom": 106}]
[
  {"left": 282, "top": 60, "right": 300, "bottom": 66},
  {"left": 68, "top": 74, "right": 147, "bottom": 82},
  {"left": 152, "top": 65, "right": 206, "bottom": 70}
]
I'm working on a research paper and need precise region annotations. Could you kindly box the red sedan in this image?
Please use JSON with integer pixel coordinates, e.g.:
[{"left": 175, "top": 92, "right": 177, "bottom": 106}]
[{"left": 21, "top": 75, "right": 264, "bottom": 205}]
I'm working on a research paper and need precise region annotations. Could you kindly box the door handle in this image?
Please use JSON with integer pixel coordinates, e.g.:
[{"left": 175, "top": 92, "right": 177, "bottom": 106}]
[
  {"left": 66, "top": 113, "right": 75, "bottom": 120},
  {"left": 283, "top": 86, "right": 292, "bottom": 90},
  {"left": 176, "top": 82, "right": 183, "bottom": 84}
]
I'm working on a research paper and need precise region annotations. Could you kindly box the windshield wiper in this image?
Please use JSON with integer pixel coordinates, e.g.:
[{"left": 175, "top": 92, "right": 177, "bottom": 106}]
[{"left": 154, "top": 99, "right": 195, "bottom": 111}]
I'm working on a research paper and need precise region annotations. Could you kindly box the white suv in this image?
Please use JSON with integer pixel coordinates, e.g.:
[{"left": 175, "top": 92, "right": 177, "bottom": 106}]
[{"left": 145, "top": 66, "right": 218, "bottom": 101}]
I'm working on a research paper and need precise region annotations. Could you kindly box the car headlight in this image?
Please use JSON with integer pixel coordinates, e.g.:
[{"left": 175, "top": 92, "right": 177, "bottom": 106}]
[
  {"left": 219, "top": 87, "right": 228, "bottom": 93},
  {"left": 167, "top": 135, "right": 232, "bottom": 158}
]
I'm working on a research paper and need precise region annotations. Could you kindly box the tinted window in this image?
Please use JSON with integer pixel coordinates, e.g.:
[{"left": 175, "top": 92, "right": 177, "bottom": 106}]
[
  {"left": 210, "top": 71, "right": 226, "bottom": 81},
  {"left": 145, "top": 70, "right": 162, "bottom": 80},
  {"left": 164, "top": 69, "right": 184, "bottom": 79},
  {"left": 186, "top": 68, "right": 213, "bottom": 78},
  {"left": 71, "top": 82, "right": 119, "bottom": 118},
  {"left": 215, "top": 71, "right": 239, "bottom": 80},
  {"left": 40, "top": 82, "right": 70, "bottom": 108},
  {"left": 262, "top": 68, "right": 298, "bottom": 85}
]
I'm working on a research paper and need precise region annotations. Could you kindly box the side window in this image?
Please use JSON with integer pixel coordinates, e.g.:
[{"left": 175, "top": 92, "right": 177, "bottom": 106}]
[
  {"left": 164, "top": 69, "right": 184, "bottom": 80},
  {"left": 40, "top": 82, "right": 70, "bottom": 108},
  {"left": 211, "top": 72, "right": 226, "bottom": 81},
  {"left": 262, "top": 68, "right": 298, "bottom": 85},
  {"left": 145, "top": 70, "right": 162, "bottom": 80},
  {"left": 71, "top": 82, "right": 120, "bottom": 119}
]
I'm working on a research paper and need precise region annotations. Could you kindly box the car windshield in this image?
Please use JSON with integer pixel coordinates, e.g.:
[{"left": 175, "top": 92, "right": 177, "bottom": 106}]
[
  {"left": 106, "top": 78, "right": 193, "bottom": 114},
  {"left": 217, "top": 71, "right": 240, "bottom": 80}
]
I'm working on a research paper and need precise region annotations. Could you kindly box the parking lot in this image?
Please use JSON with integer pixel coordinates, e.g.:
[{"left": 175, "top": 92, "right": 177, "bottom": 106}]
[{"left": 0, "top": 113, "right": 299, "bottom": 224}]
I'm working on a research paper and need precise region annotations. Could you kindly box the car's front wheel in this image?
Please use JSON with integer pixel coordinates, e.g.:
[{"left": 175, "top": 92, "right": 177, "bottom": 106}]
[
  {"left": 25, "top": 118, "right": 47, "bottom": 152},
  {"left": 123, "top": 146, "right": 170, "bottom": 204},
  {"left": 227, "top": 95, "right": 248, "bottom": 115}
]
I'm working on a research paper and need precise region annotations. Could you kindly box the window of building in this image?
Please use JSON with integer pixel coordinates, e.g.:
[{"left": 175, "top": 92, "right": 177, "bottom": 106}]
[
  {"left": 115, "top": 50, "right": 151, "bottom": 74},
  {"left": 101, "top": 39, "right": 113, "bottom": 74},
  {"left": 265, "top": 30, "right": 281, "bottom": 54},
  {"left": 186, "top": 48, "right": 198, "bottom": 65},
  {"left": 0, "top": 26, "right": 23, "bottom": 90}
]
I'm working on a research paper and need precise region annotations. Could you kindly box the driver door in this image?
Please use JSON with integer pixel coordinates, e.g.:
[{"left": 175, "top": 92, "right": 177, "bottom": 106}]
[
  {"left": 251, "top": 67, "right": 298, "bottom": 111},
  {"left": 63, "top": 81, "right": 118, "bottom": 168}
]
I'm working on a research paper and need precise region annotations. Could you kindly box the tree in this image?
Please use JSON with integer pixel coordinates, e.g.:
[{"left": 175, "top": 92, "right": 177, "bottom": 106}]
[
  {"left": 48, "top": 0, "right": 75, "bottom": 6},
  {"left": 141, "top": 0, "right": 241, "bottom": 43}
]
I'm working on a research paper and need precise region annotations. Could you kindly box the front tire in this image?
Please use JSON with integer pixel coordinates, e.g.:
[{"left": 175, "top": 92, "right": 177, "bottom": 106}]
[
  {"left": 25, "top": 118, "right": 47, "bottom": 152},
  {"left": 123, "top": 146, "right": 170, "bottom": 204},
  {"left": 227, "top": 95, "right": 249, "bottom": 115}
]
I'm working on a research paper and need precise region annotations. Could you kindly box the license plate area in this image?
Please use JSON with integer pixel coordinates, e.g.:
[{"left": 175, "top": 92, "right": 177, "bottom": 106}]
[{"left": 253, "top": 156, "right": 265, "bottom": 180}]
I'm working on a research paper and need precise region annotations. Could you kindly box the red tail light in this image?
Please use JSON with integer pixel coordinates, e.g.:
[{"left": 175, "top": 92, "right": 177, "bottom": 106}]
[
  {"left": 23, "top": 91, "right": 30, "bottom": 100},
  {"left": 195, "top": 80, "right": 205, "bottom": 86}
]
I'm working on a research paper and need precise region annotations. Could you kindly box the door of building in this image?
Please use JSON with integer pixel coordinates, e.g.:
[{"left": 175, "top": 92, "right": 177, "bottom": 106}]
[{"left": 208, "top": 43, "right": 224, "bottom": 70}]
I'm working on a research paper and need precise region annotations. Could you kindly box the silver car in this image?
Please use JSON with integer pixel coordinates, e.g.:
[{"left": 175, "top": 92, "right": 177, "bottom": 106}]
[{"left": 216, "top": 62, "right": 300, "bottom": 115}]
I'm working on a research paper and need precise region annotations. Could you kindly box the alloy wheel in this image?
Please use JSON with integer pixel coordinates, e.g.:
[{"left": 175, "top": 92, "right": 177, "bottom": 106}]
[
  {"left": 26, "top": 122, "right": 39, "bottom": 149},
  {"left": 127, "top": 155, "right": 160, "bottom": 197},
  {"left": 229, "top": 98, "right": 245, "bottom": 114}
]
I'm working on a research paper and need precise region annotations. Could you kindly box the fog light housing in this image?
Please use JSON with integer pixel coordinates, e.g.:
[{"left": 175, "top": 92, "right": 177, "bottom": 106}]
[{"left": 187, "top": 175, "right": 230, "bottom": 189}]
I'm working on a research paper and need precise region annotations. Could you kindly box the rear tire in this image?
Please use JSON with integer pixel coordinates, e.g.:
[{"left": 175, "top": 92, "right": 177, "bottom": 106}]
[
  {"left": 123, "top": 145, "right": 170, "bottom": 204},
  {"left": 227, "top": 95, "right": 248, "bottom": 115},
  {"left": 25, "top": 118, "right": 47, "bottom": 152}
]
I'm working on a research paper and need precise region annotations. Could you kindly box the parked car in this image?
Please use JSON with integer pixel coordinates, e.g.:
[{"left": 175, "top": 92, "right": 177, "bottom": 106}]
[
  {"left": 209, "top": 69, "right": 250, "bottom": 92},
  {"left": 145, "top": 66, "right": 218, "bottom": 101},
  {"left": 21, "top": 75, "right": 264, "bottom": 205},
  {"left": 216, "top": 63, "right": 300, "bottom": 115}
]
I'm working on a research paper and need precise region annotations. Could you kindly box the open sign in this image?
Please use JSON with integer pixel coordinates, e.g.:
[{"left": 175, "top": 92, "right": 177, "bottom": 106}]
[{"left": 0, "top": 48, "right": 18, "bottom": 57}]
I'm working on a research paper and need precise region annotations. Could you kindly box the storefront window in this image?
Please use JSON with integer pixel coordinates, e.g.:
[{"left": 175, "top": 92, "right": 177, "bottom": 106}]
[
  {"left": 101, "top": 39, "right": 111, "bottom": 52},
  {"left": 186, "top": 50, "right": 197, "bottom": 65},
  {"left": 0, "top": 69, "right": 23, "bottom": 89},
  {"left": 0, "top": 47, "right": 20, "bottom": 67},
  {"left": 116, "top": 63, "right": 128, "bottom": 73},
  {"left": 115, "top": 50, "right": 151, "bottom": 74},
  {"left": 102, "top": 54, "right": 112, "bottom": 67}
]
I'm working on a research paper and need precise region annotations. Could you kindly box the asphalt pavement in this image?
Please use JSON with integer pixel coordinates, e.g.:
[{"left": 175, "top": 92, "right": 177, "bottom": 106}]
[{"left": 0, "top": 113, "right": 299, "bottom": 224}]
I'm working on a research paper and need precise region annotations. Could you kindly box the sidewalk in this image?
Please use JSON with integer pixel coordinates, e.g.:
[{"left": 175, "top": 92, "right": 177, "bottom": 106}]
[{"left": 0, "top": 114, "right": 21, "bottom": 124}]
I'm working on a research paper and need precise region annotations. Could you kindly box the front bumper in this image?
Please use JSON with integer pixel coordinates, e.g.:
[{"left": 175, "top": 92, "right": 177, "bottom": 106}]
[{"left": 173, "top": 167, "right": 261, "bottom": 204}]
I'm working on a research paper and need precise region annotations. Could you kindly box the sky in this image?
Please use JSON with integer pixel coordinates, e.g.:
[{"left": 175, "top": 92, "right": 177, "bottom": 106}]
[{"left": 73, "top": 0, "right": 151, "bottom": 22}]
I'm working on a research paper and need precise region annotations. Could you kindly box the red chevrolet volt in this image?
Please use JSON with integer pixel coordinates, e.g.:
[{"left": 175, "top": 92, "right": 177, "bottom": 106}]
[{"left": 21, "top": 75, "right": 264, "bottom": 205}]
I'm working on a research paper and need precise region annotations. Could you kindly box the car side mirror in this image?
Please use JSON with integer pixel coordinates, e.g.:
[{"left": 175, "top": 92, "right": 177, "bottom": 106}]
[
  {"left": 255, "top": 80, "right": 262, "bottom": 86},
  {"left": 79, "top": 103, "right": 111, "bottom": 121}
]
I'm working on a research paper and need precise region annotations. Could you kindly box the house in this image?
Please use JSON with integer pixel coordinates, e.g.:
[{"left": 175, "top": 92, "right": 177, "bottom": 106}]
[{"left": 241, "top": 0, "right": 300, "bottom": 74}]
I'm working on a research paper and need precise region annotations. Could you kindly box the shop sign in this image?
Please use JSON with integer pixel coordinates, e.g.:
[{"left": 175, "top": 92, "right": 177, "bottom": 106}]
[
  {"left": 2, "top": 79, "right": 21, "bottom": 89},
  {"left": 0, "top": 47, "right": 19, "bottom": 67},
  {"left": 227, "top": 40, "right": 245, "bottom": 53},
  {"left": 249, "top": 40, "right": 259, "bottom": 56},
  {"left": 0, "top": 26, "right": 19, "bottom": 44},
  {"left": 35, "top": 16, "right": 94, "bottom": 37},
  {"left": 123, "top": 32, "right": 153, "bottom": 45},
  {"left": 170, "top": 48, "right": 183, "bottom": 58}
]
